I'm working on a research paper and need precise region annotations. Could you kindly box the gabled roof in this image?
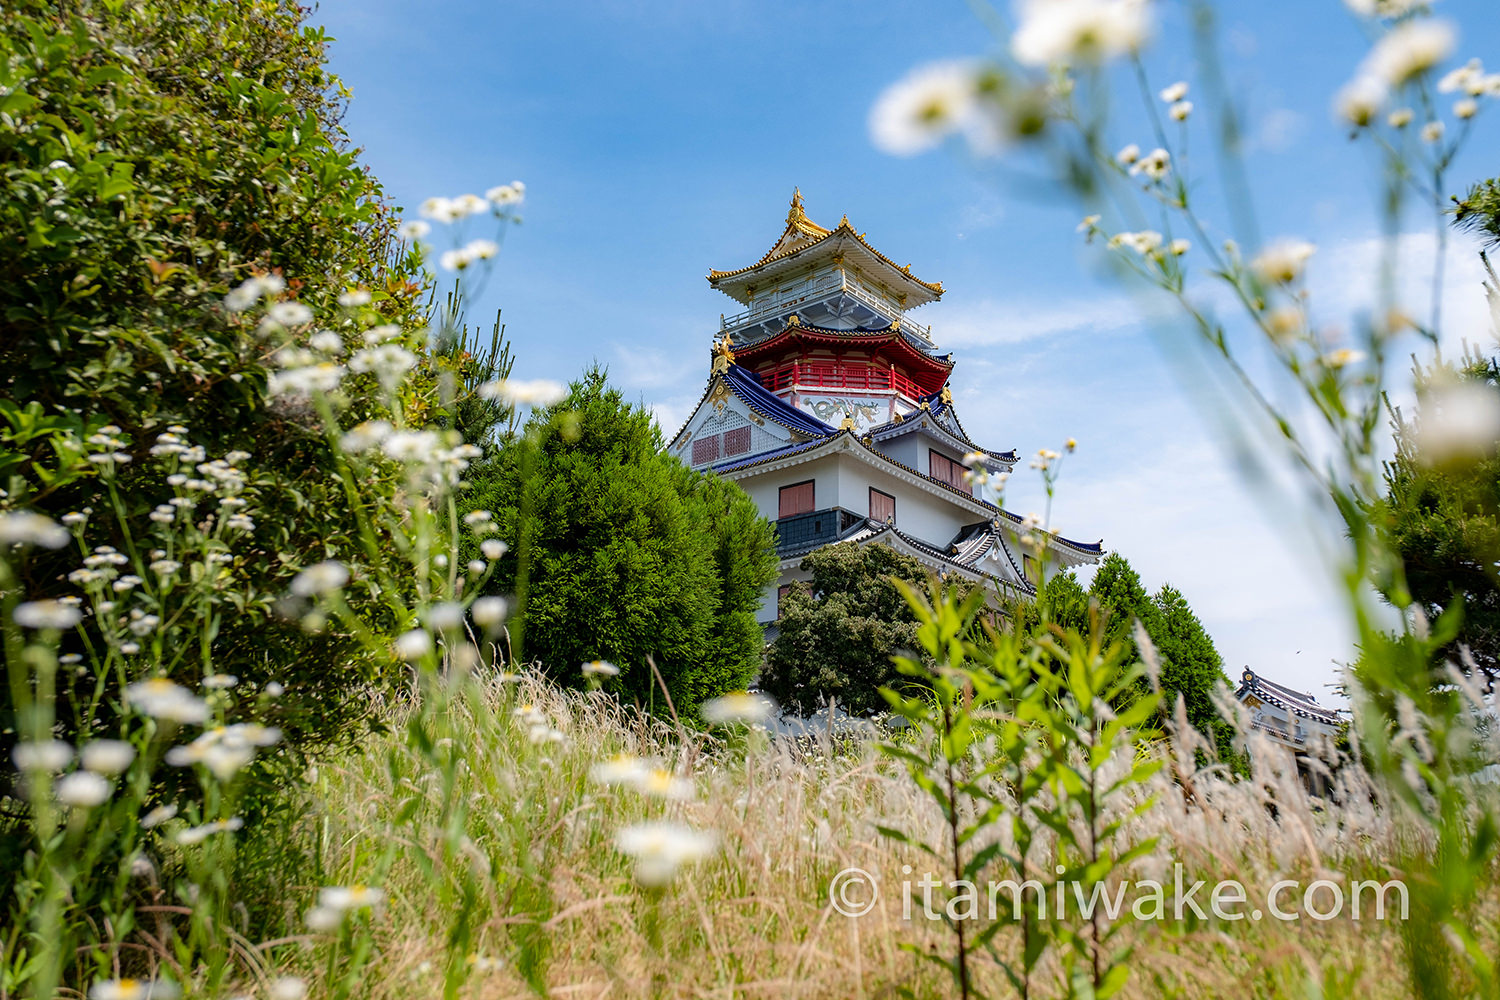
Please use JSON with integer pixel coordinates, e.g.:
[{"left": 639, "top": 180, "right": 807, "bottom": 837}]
[
  {"left": 832, "top": 521, "right": 1032, "bottom": 598},
  {"left": 668, "top": 361, "right": 836, "bottom": 452},
  {"left": 1236, "top": 668, "right": 1342, "bottom": 727},
  {"left": 707, "top": 192, "right": 944, "bottom": 306}
]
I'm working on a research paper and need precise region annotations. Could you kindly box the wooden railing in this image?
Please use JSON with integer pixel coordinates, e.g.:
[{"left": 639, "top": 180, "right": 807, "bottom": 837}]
[{"left": 757, "top": 361, "right": 926, "bottom": 399}]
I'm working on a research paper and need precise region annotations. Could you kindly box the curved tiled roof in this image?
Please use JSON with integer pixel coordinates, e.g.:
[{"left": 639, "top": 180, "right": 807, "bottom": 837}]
[
  {"left": 1236, "top": 668, "right": 1342, "bottom": 726},
  {"left": 711, "top": 437, "right": 828, "bottom": 475},
  {"left": 707, "top": 195, "right": 943, "bottom": 296},
  {"left": 835, "top": 521, "right": 1032, "bottom": 598},
  {"left": 733, "top": 319, "right": 954, "bottom": 369},
  {"left": 667, "top": 362, "right": 836, "bottom": 450}
]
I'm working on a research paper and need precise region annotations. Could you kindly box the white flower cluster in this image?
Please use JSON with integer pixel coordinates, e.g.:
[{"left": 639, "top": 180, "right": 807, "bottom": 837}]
[
  {"left": 614, "top": 821, "right": 717, "bottom": 888},
  {"left": 438, "top": 238, "right": 500, "bottom": 272},
  {"left": 165, "top": 722, "right": 282, "bottom": 782},
  {"left": 1335, "top": 19, "right": 1478, "bottom": 128},
  {"left": 11, "top": 737, "right": 137, "bottom": 808},
  {"left": 868, "top": 60, "right": 1004, "bottom": 157},
  {"left": 223, "top": 273, "right": 287, "bottom": 313},
  {"left": 86, "top": 425, "right": 132, "bottom": 467},
  {"left": 1012, "top": 0, "right": 1150, "bottom": 68},
  {"left": 477, "top": 378, "right": 568, "bottom": 408},
  {"left": 306, "top": 885, "right": 385, "bottom": 931},
  {"left": 0, "top": 510, "right": 72, "bottom": 549},
  {"left": 589, "top": 754, "right": 695, "bottom": 801},
  {"left": 1117, "top": 143, "right": 1170, "bottom": 181},
  {"left": 416, "top": 183, "right": 524, "bottom": 225}
]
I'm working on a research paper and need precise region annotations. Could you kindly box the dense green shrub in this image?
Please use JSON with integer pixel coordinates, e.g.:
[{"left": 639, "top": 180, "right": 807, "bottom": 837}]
[
  {"left": 0, "top": 0, "right": 433, "bottom": 762},
  {"left": 762, "top": 541, "right": 943, "bottom": 715},
  {"left": 459, "top": 368, "right": 779, "bottom": 716}
]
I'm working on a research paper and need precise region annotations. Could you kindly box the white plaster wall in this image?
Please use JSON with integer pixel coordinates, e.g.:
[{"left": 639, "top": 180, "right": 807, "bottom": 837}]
[{"left": 735, "top": 454, "right": 844, "bottom": 522}]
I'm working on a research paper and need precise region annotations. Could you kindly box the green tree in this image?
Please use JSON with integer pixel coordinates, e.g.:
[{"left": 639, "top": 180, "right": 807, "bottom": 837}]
[
  {"left": 761, "top": 542, "right": 946, "bottom": 715},
  {"left": 1150, "top": 584, "right": 1237, "bottom": 756},
  {"left": 1454, "top": 180, "right": 1500, "bottom": 251},
  {"left": 460, "top": 367, "right": 778, "bottom": 715},
  {"left": 1083, "top": 554, "right": 1235, "bottom": 750},
  {"left": 0, "top": 0, "right": 436, "bottom": 761},
  {"left": 1088, "top": 552, "right": 1159, "bottom": 657},
  {"left": 1378, "top": 351, "right": 1500, "bottom": 687},
  {"left": 1003, "top": 566, "right": 1089, "bottom": 635}
]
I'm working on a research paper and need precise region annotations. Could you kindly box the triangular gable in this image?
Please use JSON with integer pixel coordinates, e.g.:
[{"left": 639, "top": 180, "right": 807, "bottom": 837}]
[{"left": 668, "top": 365, "right": 835, "bottom": 471}]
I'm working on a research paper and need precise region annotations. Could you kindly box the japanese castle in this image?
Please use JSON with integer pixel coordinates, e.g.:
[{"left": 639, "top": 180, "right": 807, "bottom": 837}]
[{"left": 668, "top": 192, "right": 1104, "bottom": 627}]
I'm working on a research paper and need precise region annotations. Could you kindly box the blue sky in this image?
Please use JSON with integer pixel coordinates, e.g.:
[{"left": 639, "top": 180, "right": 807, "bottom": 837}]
[{"left": 314, "top": 0, "right": 1500, "bottom": 701}]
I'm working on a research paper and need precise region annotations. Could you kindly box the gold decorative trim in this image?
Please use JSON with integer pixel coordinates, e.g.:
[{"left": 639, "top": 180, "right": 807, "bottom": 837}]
[{"left": 711, "top": 338, "right": 736, "bottom": 375}]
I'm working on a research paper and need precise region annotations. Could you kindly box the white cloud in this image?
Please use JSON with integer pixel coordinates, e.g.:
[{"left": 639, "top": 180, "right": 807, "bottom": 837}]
[
  {"left": 610, "top": 341, "right": 703, "bottom": 391},
  {"left": 927, "top": 290, "right": 1143, "bottom": 348}
]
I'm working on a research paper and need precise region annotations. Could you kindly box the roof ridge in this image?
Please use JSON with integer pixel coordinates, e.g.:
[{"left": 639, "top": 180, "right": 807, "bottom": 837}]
[{"left": 706, "top": 197, "right": 943, "bottom": 293}]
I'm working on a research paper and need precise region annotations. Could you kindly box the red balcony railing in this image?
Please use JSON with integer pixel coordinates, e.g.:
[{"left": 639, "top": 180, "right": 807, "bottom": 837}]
[{"left": 756, "top": 361, "right": 927, "bottom": 399}]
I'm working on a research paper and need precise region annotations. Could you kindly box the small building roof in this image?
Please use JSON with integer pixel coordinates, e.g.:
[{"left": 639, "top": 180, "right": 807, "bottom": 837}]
[
  {"left": 1235, "top": 668, "right": 1342, "bottom": 727},
  {"left": 707, "top": 191, "right": 944, "bottom": 308}
]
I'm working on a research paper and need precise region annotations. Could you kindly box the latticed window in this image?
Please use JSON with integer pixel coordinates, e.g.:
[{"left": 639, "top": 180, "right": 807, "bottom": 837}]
[
  {"left": 691, "top": 434, "right": 721, "bottom": 465},
  {"left": 778, "top": 480, "right": 815, "bottom": 518},
  {"left": 723, "top": 425, "right": 751, "bottom": 456},
  {"left": 869, "top": 488, "right": 895, "bottom": 523}
]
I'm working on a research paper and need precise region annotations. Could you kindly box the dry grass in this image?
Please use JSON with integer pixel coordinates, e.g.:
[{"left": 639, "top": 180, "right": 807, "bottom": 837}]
[{"left": 262, "top": 672, "right": 1479, "bottom": 999}]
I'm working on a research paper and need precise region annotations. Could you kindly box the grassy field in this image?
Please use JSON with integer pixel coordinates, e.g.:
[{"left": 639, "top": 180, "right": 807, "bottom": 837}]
[{"left": 244, "top": 669, "right": 1455, "bottom": 1000}]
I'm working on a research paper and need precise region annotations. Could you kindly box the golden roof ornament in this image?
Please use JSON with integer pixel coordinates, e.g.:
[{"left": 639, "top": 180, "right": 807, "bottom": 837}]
[
  {"left": 711, "top": 338, "right": 736, "bottom": 375},
  {"left": 939, "top": 386, "right": 953, "bottom": 405},
  {"left": 787, "top": 188, "right": 806, "bottom": 226},
  {"left": 839, "top": 416, "right": 858, "bottom": 432},
  {"left": 786, "top": 314, "right": 801, "bottom": 327}
]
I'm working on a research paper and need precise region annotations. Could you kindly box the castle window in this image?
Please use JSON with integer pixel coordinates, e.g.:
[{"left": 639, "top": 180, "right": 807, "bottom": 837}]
[
  {"left": 723, "top": 425, "right": 751, "bottom": 457},
  {"left": 692, "top": 434, "right": 721, "bottom": 465},
  {"left": 869, "top": 488, "right": 895, "bottom": 523},
  {"left": 928, "top": 450, "right": 972, "bottom": 495},
  {"left": 778, "top": 480, "right": 815, "bottom": 518}
]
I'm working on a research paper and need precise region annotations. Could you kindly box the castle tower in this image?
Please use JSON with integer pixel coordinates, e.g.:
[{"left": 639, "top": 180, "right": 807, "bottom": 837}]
[{"left": 667, "top": 192, "right": 1103, "bottom": 633}]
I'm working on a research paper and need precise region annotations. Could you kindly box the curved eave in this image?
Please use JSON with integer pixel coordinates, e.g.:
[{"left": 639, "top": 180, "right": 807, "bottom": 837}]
[
  {"left": 1237, "top": 672, "right": 1342, "bottom": 726},
  {"left": 734, "top": 323, "right": 955, "bottom": 378},
  {"left": 982, "top": 506, "right": 1104, "bottom": 559},
  {"left": 708, "top": 225, "right": 944, "bottom": 305}
]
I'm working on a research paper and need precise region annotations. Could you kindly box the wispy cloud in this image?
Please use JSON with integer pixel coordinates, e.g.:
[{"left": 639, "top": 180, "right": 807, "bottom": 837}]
[
  {"left": 928, "top": 290, "right": 1143, "bottom": 348},
  {"left": 609, "top": 341, "right": 703, "bottom": 392}
]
